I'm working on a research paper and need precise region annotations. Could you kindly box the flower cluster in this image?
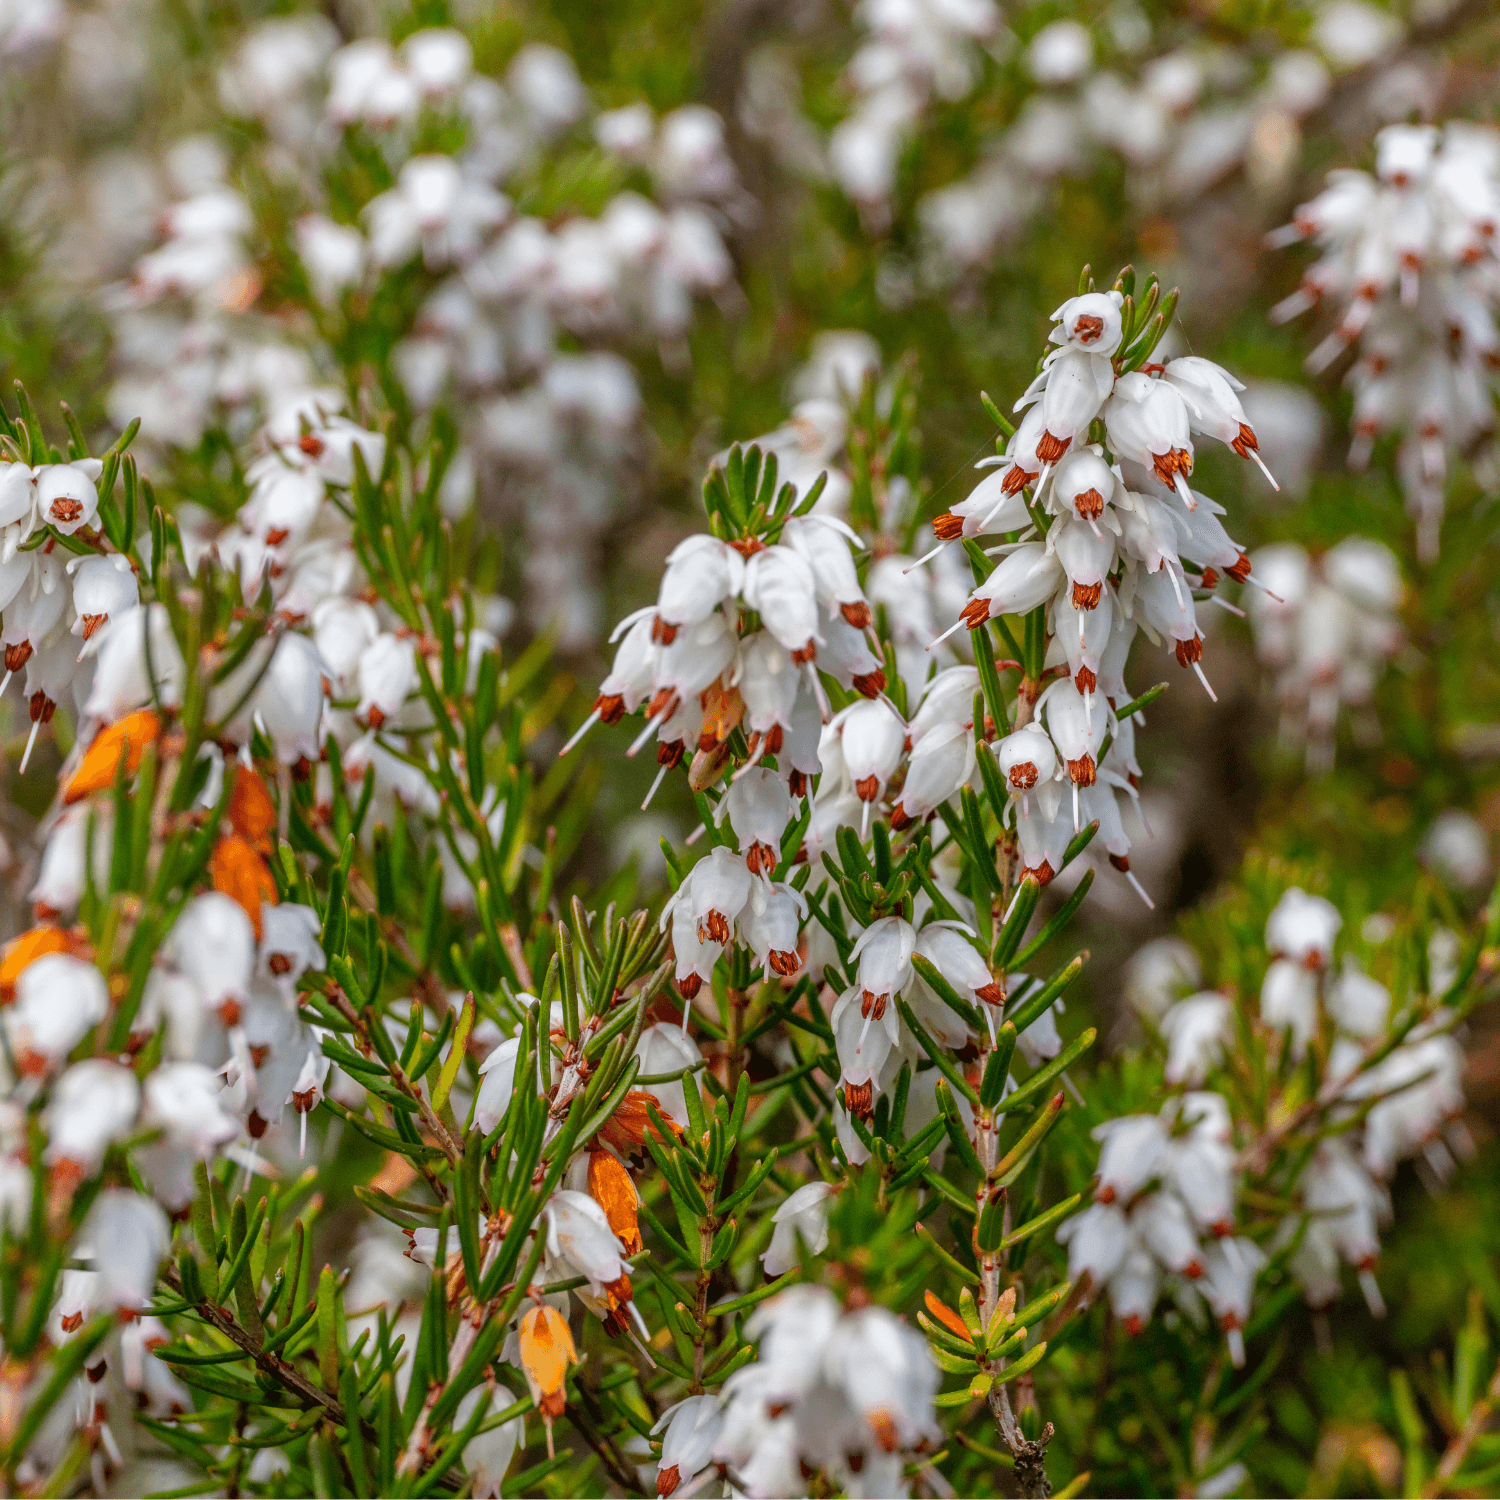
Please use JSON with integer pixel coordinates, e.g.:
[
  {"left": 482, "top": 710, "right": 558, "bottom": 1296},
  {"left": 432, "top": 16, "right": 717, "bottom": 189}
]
[
  {"left": 1271, "top": 122, "right": 1500, "bottom": 557},
  {"left": 105, "top": 20, "right": 741, "bottom": 647},
  {"left": 1063, "top": 886, "right": 1470, "bottom": 1364},
  {"left": 649, "top": 1285, "right": 941, "bottom": 1499},
  {"left": 1245, "top": 536, "right": 1403, "bottom": 772}
]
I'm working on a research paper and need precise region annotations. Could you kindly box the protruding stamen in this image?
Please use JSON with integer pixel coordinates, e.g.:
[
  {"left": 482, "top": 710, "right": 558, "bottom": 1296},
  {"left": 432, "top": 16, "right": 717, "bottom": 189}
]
[
  {"left": 1247, "top": 447, "right": 1280, "bottom": 491},
  {"left": 928, "top": 615, "right": 971, "bottom": 651},
  {"left": 626, "top": 710, "right": 662, "bottom": 758},
  {"left": 1191, "top": 660, "right": 1218, "bottom": 703},
  {"left": 1209, "top": 596, "right": 1247, "bottom": 618},
  {"left": 684, "top": 821, "right": 706, "bottom": 846},
  {"left": 1359, "top": 1269, "right": 1386, "bottom": 1318},
  {"left": 641, "top": 761, "right": 671, "bottom": 810},
  {"left": 904, "top": 539, "right": 952, "bottom": 573},
  {"left": 558, "top": 706, "right": 602, "bottom": 757},
  {"left": 1173, "top": 471, "right": 1198, "bottom": 512},
  {"left": 1124, "top": 869, "right": 1155, "bottom": 909},
  {"left": 18, "top": 718, "right": 40, "bottom": 775}
]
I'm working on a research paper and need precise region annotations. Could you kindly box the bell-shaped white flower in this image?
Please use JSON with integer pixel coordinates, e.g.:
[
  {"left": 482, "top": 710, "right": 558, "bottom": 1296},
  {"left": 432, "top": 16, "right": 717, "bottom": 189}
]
[
  {"left": 1265, "top": 887, "right": 1341, "bottom": 969},
  {"left": 665, "top": 892, "right": 723, "bottom": 999},
  {"left": 653, "top": 1394, "right": 724, "bottom": 1499},
  {"left": 1049, "top": 446, "right": 1117, "bottom": 523},
  {"left": 10, "top": 953, "right": 109, "bottom": 1074},
  {"left": 45, "top": 1060, "right": 140, "bottom": 1175},
  {"left": 35, "top": 463, "right": 100, "bottom": 536},
  {"left": 687, "top": 846, "right": 753, "bottom": 945},
  {"left": 953, "top": 543, "right": 1063, "bottom": 634},
  {"left": 1104, "top": 371, "right": 1197, "bottom": 507},
  {"left": 1032, "top": 347, "right": 1115, "bottom": 462},
  {"left": 831, "top": 697, "right": 905, "bottom": 809},
  {"left": 634, "top": 1023, "right": 701, "bottom": 1127},
  {"left": 83, "top": 1189, "right": 170, "bottom": 1311},
  {"left": 1049, "top": 289, "right": 1126, "bottom": 356},
  {"left": 891, "top": 721, "right": 974, "bottom": 827},
  {"left": 1260, "top": 959, "right": 1320, "bottom": 1058},
  {"left": 761, "top": 1181, "right": 838, "bottom": 1276},
  {"left": 738, "top": 880, "right": 807, "bottom": 978},
  {"left": 850, "top": 916, "right": 916, "bottom": 1012},
  {"left": 259, "top": 904, "right": 325, "bottom": 987},
  {"left": 742, "top": 544, "right": 820, "bottom": 661},
  {"left": 67, "top": 554, "right": 139, "bottom": 648},
  {"left": 997, "top": 724, "right": 1058, "bottom": 792},
  {"left": 907, "top": 665, "right": 979, "bottom": 745},
  {"left": 251, "top": 632, "right": 329, "bottom": 763},
  {"left": 545, "top": 1189, "right": 631, "bottom": 1298},
  {"left": 167, "top": 892, "right": 257, "bottom": 1015},
  {"left": 1326, "top": 960, "right": 1390, "bottom": 1036},
  {"left": 655, "top": 535, "right": 745, "bottom": 639},
  {"left": 1057, "top": 1201, "right": 1131, "bottom": 1286},
  {"left": 357, "top": 632, "right": 417, "bottom": 727},
  {"left": 1160, "top": 992, "right": 1233, "bottom": 1085},
  {"left": 1201, "top": 1238, "right": 1267, "bottom": 1365},
  {"left": 915, "top": 922, "right": 1003, "bottom": 1013},
  {"left": 720, "top": 767, "right": 791, "bottom": 875},
  {"left": 1092, "top": 1114, "right": 1167, "bottom": 1205},
  {"left": 781, "top": 515, "right": 871, "bottom": 627},
  {"left": 1162, "top": 356, "right": 1278, "bottom": 488}
]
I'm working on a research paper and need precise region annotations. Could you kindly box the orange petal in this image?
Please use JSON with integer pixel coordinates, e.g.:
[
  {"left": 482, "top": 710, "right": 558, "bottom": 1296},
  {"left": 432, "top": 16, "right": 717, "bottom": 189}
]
[
  {"left": 596, "top": 1089, "right": 684, "bottom": 1156},
  {"left": 228, "top": 765, "right": 277, "bottom": 854},
  {"left": 587, "top": 1150, "right": 643, "bottom": 1256},
  {"left": 519, "top": 1304, "right": 576, "bottom": 1409},
  {"left": 924, "top": 1289, "right": 973, "bottom": 1343},
  {"left": 0, "top": 926, "right": 74, "bottom": 1002},
  {"left": 63, "top": 710, "right": 161, "bottom": 805},
  {"left": 211, "top": 833, "right": 279, "bottom": 938}
]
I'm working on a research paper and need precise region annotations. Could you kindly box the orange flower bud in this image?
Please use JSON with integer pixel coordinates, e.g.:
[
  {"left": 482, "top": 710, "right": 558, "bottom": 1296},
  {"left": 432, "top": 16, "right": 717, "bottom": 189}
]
[
  {"left": 228, "top": 765, "right": 277, "bottom": 854},
  {"left": 518, "top": 1303, "right": 576, "bottom": 1423},
  {"left": 211, "top": 833, "right": 279, "bottom": 937},
  {"left": 63, "top": 710, "right": 160, "bottom": 804},
  {"left": 587, "top": 1150, "right": 642, "bottom": 1256},
  {"left": 0, "top": 926, "right": 75, "bottom": 1002},
  {"left": 922, "top": 1290, "right": 972, "bottom": 1344}
]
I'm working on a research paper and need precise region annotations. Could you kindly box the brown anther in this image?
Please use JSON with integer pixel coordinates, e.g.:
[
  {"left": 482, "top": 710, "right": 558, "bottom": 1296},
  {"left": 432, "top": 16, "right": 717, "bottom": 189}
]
[
  {"left": 1230, "top": 422, "right": 1260, "bottom": 458},
  {"left": 647, "top": 686, "right": 678, "bottom": 719},
  {"left": 1008, "top": 761, "right": 1038, "bottom": 790},
  {"left": 960, "top": 599, "right": 991, "bottom": 630},
  {"left": 787, "top": 769, "right": 807, "bottom": 798},
  {"left": 1074, "top": 487, "right": 1104, "bottom": 520},
  {"left": 1071, "top": 581, "right": 1102, "bottom": 610},
  {"left": 365, "top": 706, "right": 386, "bottom": 729},
  {"left": 247, "top": 1109, "right": 269, "bottom": 1139},
  {"left": 264, "top": 527, "right": 290, "bottom": 546},
  {"left": 1075, "top": 666, "right": 1097, "bottom": 695},
  {"left": 851, "top": 669, "right": 886, "bottom": 699},
  {"left": 268, "top": 953, "right": 292, "bottom": 976},
  {"left": 854, "top": 773, "right": 880, "bottom": 802},
  {"left": 1066, "top": 753, "right": 1096, "bottom": 787},
  {"left": 746, "top": 842, "right": 778, "bottom": 876},
  {"left": 1027, "top": 859, "right": 1056, "bottom": 886},
  {"left": 677, "top": 972, "right": 703, "bottom": 1000},
  {"left": 30, "top": 691, "right": 56, "bottom": 725},
  {"left": 1200, "top": 568, "right": 1219, "bottom": 589},
  {"left": 1074, "top": 314, "right": 1105, "bottom": 343},
  {"left": 1001, "top": 464, "right": 1033, "bottom": 495},
  {"left": 651, "top": 617, "right": 678, "bottom": 646},
  {"left": 86, "top": 1359, "right": 108, "bottom": 1383},
  {"left": 658, "top": 1464, "right": 682, "bottom": 1497},
  {"left": 61, "top": 1311, "right": 83, "bottom": 1333},
  {"left": 1174, "top": 635, "right": 1203, "bottom": 667},
  {"left": 702, "top": 911, "right": 730, "bottom": 945},
  {"left": 4, "top": 641, "right": 32, "bottom": 672},
  {"left": 1226, "top": 552, "right": 1252, "bottom": 583},
  {"left": 841, "top": 601, "right": 872, "bottom": 629},
  {"left": 932, "top": 512, "right": 964, "bottom": 540},
  {"left": 298, "top": 433, "right": 325, "bottom": 458},
  {"left": 80, "top": 614, "right": 108, "bottom": 640},
  {"left": 868, "top": 1409, "right": 899, "bottom": 1453},
  {"left": 768, "top": 949, "right": 799, "bottom": 976},
  {"left": 1109, "top": 852, "right": 1130, "bottom": 872},
  {"left": 889, "top": 803, "right": 913, "bottom": 830},
  {"left": 292, "top": 1087, "right": 316, "bottom": 1113},
  {"left": 49, "top": 498, "right": 83, "bottom": 524},
  {"left": 844, "top": 1080, "right": 874, "bottom": 1120},
  {"left": 249, "top": 1044, "right": 270, "bottom": 1068},
  {"left": 595, "top": 692, "right": 626, "bottom": 725},
  {"left": 1036, "top": 430, "right": 1070, "bottom": 463},
  {"left": 218, "top": 999, "right": 242, "bottom": 1027},
  {"left": 790, "top": 641, "right": 817, "bottom": 665},
  {"left": 976, "top": 981, "right": 1004, "bottom": 1006}
]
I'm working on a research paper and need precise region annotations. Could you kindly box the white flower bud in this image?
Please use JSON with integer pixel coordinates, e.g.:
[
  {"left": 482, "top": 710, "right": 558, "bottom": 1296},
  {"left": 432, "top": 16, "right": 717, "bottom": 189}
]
[
  {"left": 1092, "top": 1114, "right": 1167, "bottom": 1204},
  {"left": 1260, "top": 958, "right": 1319, "bottom": 1057},
  {"left": 958, "top": 542, "right": 1063, "bottom": 630},
  {"left": 653, "top": 1395, "right": 725, "bottom": 1500},
  {"left": 1041, "top": 678, "right": 1106, "bottom": 785},
  {"left": 83, "top": 1189, "right": 170, "bottom": 1311},
  {"left": 907, "top": 665, "right": 979, "bottom": 745},
  {"left": 781, "top": 515, "right": 870, "bottom": 627},
  {"left": 1265, "top": 887, "right": 1341, "bottom": 968},
  {"left": 475, "top": 1036, "right": 520, "bottom": 1134},
  {"left": 252, "top": 632, "right": 329, "bottom": 763},
  {"left": 1034, "top": 347, "right": 1115, "bottom": 461}
]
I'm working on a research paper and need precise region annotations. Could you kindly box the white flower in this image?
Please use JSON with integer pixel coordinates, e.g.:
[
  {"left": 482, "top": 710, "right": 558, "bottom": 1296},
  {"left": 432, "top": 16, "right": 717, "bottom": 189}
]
[
  {"left": 474, "top": 1037, "right": 520, "bottom": 1134},
  {"left": 251, "top": 633, "right": 328, "bottom": 763},
  {"left": 653, "top": 1394, "right": 723, "bottom": 1498},
  {"left": 9, "top": 953, "right": 109, "bottom": 1073},
  {"left": 82, "top": 605, "right": 186, "bottom": 720},
  {"left": 546, "top": 1190, "right": 630, "bottom": 1297},
  {"left": 1050, "top": 290, "right": 1126, "bottom": 356},
  {"left": 633, "top": 1023, "right": 701, "bottom": 1127},
  {"left": 655, "top": 535, "right": 746, "bottom": 638},
  {"left": 1265, "top": 887, "right": 1342, "bottom": 969},
  {"left": 258, "top": 904, "right": 325, "bottom": 987},
  {"left": 167, "top": 892, "right": 256, "bottom": 1014},
  {"left": 84, "top": 1190, "right": 170, "bottom": 1310},
  {"left": 891, "top": 721, "right": 974, "bottom": 827},
  {"left": 761, "top": 1181, "right": 837, "bottom": 1275},
  {"left": 831, "top": 697, "right": 906, "bottom": 808},
  {"left": 356, "top": 633, "right": 417, "bottom": 727},
  {"left": 1092, "top": 1115, "right": 1167, "bottom": 1204},
  {"left": 1261, "top": 959, "right": 1319, "bottom": 1057},
  {"left": 67, "top": 554, "right": 138, "bottom": 647},
  {"left": 742, "top": 544, "right": 820, "bottom": 660},
  {"left": 35, "top": 463, "right": 100, "bottom": 536},
  {"left": 45, "top": 1060, "right": 140, "bottom": 1174}
]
